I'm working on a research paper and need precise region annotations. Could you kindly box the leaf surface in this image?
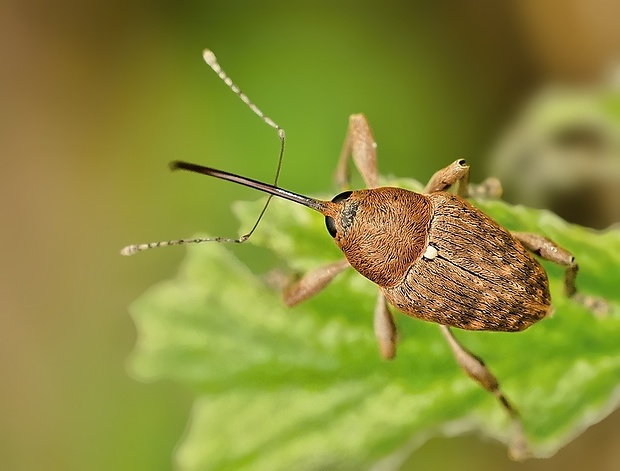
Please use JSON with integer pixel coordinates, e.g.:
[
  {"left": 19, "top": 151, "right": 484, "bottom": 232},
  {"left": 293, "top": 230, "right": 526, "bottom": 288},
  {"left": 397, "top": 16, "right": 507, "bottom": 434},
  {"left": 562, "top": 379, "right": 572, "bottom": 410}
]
[{"left": 128, "top": 178, "right": 620, "bottom": 470}]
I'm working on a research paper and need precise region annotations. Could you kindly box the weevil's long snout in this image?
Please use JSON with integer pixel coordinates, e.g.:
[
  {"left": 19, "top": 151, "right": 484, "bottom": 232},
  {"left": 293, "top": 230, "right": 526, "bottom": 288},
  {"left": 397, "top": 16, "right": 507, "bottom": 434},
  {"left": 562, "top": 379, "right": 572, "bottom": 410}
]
[
  {"left": 120, "top": 160, "right": 338, "bottom": 256},
  {"left": 170, "top": 161, "right": 331, "bottom": 213}
]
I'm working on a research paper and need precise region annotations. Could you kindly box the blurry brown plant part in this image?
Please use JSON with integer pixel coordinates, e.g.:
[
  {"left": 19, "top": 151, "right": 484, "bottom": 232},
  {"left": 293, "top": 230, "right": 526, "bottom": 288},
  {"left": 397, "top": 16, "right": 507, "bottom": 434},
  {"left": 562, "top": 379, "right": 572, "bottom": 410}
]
[{"left": 491, "top": 74, "right": 620, "bottom": 229}]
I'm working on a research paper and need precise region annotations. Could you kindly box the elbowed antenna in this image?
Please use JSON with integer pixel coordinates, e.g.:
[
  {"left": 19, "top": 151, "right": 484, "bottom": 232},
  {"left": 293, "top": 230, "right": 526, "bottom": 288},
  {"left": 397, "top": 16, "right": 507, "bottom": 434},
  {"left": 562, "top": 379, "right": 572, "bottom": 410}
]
[
  {"left": 120, "top": 161, "right": 329, "bottom": 256},
  {"left": 121, "top": 48, "right": 296, "bottom": 257},
  {"left": 202, "top": 49, "right": 286, "bottom": 244}
]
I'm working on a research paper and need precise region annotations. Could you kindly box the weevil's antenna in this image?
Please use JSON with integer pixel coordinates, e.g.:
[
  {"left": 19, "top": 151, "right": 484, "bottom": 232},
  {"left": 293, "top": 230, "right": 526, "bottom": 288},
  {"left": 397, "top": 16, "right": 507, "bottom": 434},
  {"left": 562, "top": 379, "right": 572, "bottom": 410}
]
[
  {"left": 120, "top": 162, "right": 328, "bottom": 256},
  {"left": 121, "top": 49, "right": 289, "bottom": 256},
  {"left": 202, "top": 49, "right": 286, "bottom": 240}
]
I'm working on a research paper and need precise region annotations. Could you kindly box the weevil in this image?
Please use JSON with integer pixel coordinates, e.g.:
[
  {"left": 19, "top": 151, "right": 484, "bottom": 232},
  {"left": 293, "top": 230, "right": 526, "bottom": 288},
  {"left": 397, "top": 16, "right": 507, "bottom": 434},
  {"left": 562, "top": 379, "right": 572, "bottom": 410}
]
[{"left": 121, "top": 50, "right": 608, "bottom": 459}]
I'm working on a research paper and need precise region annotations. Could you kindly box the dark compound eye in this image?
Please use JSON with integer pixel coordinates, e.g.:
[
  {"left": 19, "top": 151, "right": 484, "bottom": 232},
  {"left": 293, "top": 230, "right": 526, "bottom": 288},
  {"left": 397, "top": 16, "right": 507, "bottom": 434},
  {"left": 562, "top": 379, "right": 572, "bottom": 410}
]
[
  {"left": 325, "top": 216, "right": 337, "bottom": 237},
  {"left": 325, "top": 191, "right": 353, "bottom": 237},
  {"left": 331, "top": 190, "right": 352, "bottom": 203}
]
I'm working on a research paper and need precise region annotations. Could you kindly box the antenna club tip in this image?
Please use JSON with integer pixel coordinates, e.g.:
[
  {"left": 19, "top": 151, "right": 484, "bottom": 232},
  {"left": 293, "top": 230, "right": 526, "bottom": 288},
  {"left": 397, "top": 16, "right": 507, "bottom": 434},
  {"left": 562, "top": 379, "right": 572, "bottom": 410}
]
[
  {"left": 120, "top": 245, "right": 138, "bottom": 256},
  {"left": 202, "top": 49, "right": 218, "bottom": 66}
]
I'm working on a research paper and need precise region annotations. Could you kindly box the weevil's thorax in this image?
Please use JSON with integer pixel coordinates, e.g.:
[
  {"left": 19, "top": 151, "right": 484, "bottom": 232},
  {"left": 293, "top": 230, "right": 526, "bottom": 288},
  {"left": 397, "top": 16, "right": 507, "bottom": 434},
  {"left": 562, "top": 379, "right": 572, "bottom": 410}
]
[{"left": 328, "top": 187, "right": 432, "bottom": 288}]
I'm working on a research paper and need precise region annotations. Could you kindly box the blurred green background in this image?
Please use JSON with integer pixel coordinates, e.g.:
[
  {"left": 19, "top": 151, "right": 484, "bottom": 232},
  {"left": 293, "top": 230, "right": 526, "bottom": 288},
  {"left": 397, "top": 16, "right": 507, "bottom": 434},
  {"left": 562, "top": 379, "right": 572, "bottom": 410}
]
[{"left": 2, "top": 1, "right": 619, "bottom": 470}]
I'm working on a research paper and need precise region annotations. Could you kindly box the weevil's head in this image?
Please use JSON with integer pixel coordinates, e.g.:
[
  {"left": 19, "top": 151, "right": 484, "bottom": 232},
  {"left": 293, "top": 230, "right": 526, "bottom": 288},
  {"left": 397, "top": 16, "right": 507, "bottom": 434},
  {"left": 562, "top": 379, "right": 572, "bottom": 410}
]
[
  {"left": 122, "top": 162, "right": 431, "bottom": 290},
  {"left": 322, "top": 187, "right": 432, "bottom": 288}
]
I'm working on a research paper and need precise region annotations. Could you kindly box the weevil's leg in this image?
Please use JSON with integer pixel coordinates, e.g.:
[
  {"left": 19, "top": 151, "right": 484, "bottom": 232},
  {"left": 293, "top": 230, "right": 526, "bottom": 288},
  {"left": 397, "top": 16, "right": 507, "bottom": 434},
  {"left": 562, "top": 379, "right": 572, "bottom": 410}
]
[
  {"left": 334, "top": 114, "right": 380, "bottom": 189},
  {"left": 283, "top": 258, "right": 350, "bottom": 307},
  {"left": 439, "top": 326, "right": 519, "bottom": 418},
  {"left": 424, "top": 159, "right": 471, "bottom": 196},
  {"left": 511, "top": 232, "right": 609, "bottom": 315},
  {"left": 424, "top": 159, "right": 503, "bottom": 199},
  {"left": 334, "top": 115, "right": 397, "bottom": 360},
  {"left": 374, "top": 293, "right": 397, "bottom": 360},
  {"left": 439, "top": 325, "right": 529, "bottom": 460},
  {"left": 468, "top": 176, "right": 503, "bottom": 199}
]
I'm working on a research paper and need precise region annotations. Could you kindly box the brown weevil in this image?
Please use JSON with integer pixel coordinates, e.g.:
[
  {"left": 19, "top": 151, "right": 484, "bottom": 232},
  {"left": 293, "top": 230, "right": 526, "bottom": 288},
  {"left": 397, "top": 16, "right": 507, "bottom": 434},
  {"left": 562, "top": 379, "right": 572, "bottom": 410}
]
[{"left": 121, "top": 50, "right": 608, "bottom": 459}]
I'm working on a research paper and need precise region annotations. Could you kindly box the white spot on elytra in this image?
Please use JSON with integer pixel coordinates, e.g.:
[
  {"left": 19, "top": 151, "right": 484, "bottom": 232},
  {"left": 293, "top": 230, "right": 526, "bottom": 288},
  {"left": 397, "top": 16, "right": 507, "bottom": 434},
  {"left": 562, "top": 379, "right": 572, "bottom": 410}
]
[{"left": 423, "top": 244, "right": 438, "bottom": 260}]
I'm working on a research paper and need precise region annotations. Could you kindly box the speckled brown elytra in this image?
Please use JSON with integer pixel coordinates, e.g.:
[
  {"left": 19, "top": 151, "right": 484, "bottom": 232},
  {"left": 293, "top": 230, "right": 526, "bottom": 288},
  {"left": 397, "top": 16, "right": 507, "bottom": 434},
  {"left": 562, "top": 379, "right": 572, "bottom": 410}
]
[{"left": 121, "top": 50, "right": 608, "bottom": 459}]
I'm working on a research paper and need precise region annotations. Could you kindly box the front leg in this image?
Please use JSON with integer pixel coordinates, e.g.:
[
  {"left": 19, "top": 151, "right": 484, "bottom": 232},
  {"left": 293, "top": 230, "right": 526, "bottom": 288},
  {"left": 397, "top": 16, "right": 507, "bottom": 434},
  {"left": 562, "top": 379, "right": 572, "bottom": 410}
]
[
  {"left": 334, "top": 114, "right": 399, "bottom": 360},
  {"left": 512, "top": 232, "right": 609, "bottom": 315},
  {"left": 283, "top": 259, "right": 350, "bottom": 307},
  {"left": 284, "top": 262, "right": 398, "bottom": 360},
  {"left": 374, "top": 292, "right": 397, "bottom": 360},
  {"left": 334, "top": 114, "right": 380, "bottom": 189}
]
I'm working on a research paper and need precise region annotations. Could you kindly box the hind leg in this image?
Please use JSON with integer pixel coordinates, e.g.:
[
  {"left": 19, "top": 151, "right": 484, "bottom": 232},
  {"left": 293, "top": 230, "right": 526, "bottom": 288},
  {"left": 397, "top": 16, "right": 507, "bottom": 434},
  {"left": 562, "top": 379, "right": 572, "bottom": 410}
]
[
  {"left": 512, "top": 232, "right": 608, "bottom": 315},
  {"left": 440, "top": 325, "right": 529, "bottom": 460}
]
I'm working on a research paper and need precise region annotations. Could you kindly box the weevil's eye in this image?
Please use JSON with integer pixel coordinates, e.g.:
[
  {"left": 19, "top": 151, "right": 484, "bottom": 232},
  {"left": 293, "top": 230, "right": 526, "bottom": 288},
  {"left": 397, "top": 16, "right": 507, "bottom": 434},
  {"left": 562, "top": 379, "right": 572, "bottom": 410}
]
[
  {"left": 325, "top": 216, "right": 337, "bottom": 237},
  {"left": 325, "top": 191, "right": 353, "bottom": 237},
  {"left": 331, "top": 191, "right": 352, "bottom": 203}
]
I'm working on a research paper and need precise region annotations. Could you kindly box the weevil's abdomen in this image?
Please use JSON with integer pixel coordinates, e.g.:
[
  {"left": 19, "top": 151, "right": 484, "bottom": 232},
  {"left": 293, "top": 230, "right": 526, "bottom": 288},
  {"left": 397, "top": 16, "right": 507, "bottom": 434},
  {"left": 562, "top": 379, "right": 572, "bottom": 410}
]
[{"left": 383, "top": 192, "right": 551, "bottom": 331}]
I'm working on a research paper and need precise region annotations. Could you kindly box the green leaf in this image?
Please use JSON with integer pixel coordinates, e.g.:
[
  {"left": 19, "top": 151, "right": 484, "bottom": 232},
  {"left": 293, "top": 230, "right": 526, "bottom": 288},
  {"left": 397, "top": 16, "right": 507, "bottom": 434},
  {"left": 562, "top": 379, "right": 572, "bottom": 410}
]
[{"left": 128, "top": 177, "right": 620, "bottom": 470}]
